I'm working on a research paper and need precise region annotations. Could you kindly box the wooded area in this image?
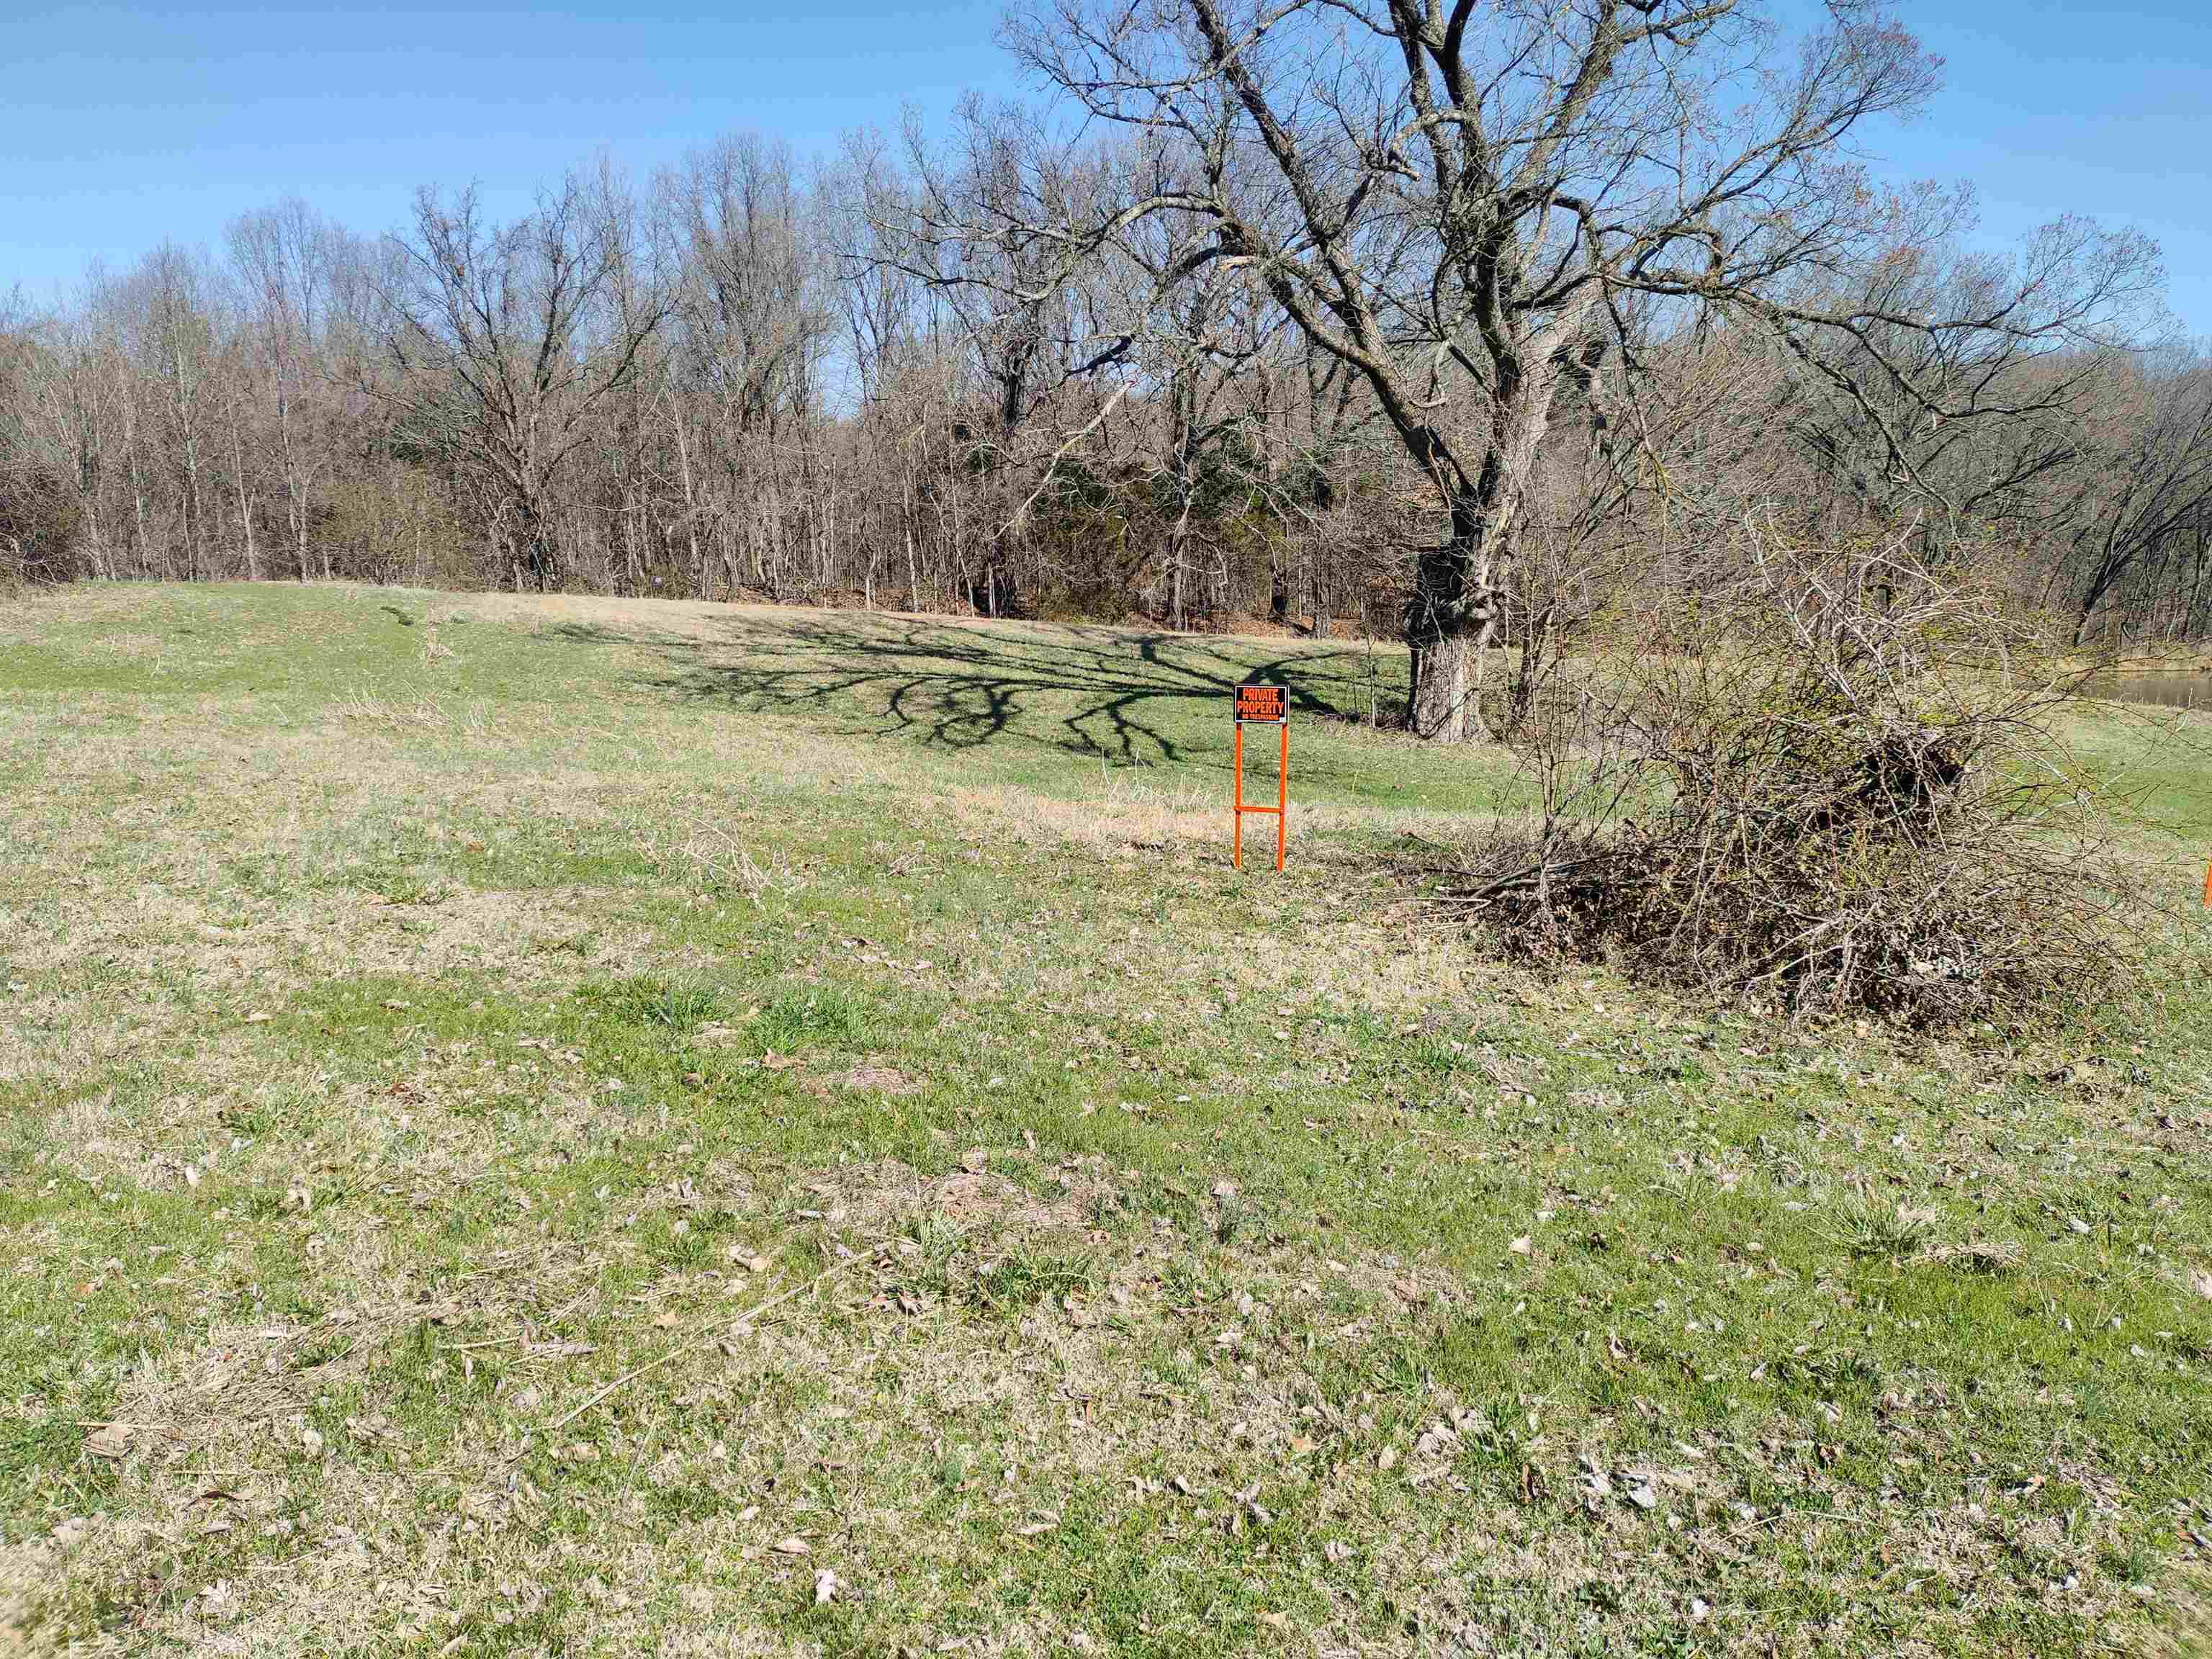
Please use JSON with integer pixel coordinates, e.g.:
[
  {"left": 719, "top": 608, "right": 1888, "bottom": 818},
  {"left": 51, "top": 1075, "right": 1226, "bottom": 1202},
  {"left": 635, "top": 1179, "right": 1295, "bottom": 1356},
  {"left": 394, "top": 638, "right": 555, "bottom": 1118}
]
[{"left": 4, "top": 1, "right": 2211, "bottom": 733}]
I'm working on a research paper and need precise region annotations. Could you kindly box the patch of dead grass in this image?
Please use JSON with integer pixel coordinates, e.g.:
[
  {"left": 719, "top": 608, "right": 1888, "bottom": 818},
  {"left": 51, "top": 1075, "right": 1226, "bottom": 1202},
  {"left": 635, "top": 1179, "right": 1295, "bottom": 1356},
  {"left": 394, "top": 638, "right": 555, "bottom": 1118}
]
[
  {"left": 840, "top": 1062, "right": 922, "bottom": 1095},
  {"left": 791, "top": 1158, "right": 1088, "bottom": 1238}
]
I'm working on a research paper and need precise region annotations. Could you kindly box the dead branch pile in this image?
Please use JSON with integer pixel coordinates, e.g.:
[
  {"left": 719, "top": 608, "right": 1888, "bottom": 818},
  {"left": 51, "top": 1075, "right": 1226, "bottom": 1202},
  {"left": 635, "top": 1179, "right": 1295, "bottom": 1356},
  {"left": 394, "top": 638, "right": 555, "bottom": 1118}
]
[{"left": 1452, "top": 526, "right": 2136, "bottom": 1023}]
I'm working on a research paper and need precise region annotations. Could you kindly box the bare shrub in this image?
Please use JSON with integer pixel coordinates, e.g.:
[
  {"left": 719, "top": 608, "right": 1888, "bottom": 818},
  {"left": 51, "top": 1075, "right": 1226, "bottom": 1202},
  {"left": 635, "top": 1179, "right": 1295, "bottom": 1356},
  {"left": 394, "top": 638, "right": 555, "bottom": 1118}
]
[{"left": 1451, "top": 521, "right": 2136, "bottom": 1024}]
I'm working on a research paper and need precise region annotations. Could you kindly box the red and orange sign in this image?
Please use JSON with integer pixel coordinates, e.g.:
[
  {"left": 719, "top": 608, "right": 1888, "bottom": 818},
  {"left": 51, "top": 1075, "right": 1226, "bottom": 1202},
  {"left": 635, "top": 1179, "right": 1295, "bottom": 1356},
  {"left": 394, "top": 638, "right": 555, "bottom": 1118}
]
[
  {"left": 1231, "top": 683, "right": 1288, "bottom": 870},
  {"left": 1235, "top": 683, "right": 1287, "bottom": 724}
]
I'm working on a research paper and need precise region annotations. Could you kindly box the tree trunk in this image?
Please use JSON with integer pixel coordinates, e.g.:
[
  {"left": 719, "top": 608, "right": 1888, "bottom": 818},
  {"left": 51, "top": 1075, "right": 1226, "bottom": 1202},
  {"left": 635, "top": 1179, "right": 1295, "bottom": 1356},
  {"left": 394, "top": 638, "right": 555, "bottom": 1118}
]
[
  {"left": 1408, "top": 625, "right": 1472, "bottom": 740},
  {"left": 1406, "top": 505, "right": 1496, "bottom": 743},
  {"left": 230, "top": 421, "right": 259, "bottom": 581},
  {"left": 1406, "top": 516, "right": 1514, "bottom": 740},
  {"left": 78, "top": 477, "right": 110, "bottom": 582},
  {"left": 2072, "top": 583, "right": 2105, "bottom": 648},
  {"left": 278, "top": 388, "right": 312, "bottom": 583},
  {"left": 904, "top": 480, "right": 920, "bottom": 613},
  {"left": 1401, "top": 346, "right": 1560, "bottom": 739}
]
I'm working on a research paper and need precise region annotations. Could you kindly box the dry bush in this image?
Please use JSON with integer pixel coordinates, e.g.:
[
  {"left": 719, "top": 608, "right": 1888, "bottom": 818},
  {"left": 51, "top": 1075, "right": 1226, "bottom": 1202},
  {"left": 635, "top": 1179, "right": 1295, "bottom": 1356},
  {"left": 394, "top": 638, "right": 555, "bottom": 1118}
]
[{"left": 1452, "top": 521, "right": 2137, "bottom": 1024}]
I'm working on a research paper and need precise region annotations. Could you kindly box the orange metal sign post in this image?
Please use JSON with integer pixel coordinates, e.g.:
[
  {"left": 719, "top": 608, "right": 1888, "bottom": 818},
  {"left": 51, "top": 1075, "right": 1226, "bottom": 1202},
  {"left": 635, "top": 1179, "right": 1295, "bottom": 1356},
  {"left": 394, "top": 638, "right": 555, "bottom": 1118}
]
[{"left": 1232, "top": 683, "right": 1288, "bottom": 871}]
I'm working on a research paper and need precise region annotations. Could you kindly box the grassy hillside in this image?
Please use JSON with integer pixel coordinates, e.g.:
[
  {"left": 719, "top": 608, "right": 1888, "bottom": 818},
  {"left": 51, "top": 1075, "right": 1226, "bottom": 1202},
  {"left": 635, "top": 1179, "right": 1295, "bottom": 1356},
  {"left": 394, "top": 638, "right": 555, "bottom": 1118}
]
[{"left": 3, "top": 582, "right": 2210, "bottom": 1658}]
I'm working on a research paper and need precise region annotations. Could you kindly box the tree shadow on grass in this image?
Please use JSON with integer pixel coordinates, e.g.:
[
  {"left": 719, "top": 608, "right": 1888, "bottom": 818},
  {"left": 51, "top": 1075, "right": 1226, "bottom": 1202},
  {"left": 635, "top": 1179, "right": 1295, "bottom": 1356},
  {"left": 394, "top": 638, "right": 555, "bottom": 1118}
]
[{"left": 541, "top": 612, "right": 1402, "bottom": 768}]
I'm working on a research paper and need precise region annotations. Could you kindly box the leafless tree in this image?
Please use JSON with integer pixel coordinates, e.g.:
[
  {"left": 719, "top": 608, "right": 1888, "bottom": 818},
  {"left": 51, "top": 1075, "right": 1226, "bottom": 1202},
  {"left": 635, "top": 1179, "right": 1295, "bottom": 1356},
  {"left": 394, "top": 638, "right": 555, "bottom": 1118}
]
[
  {"left": 659, "top": 136, "right": 833, "bottom": 598},
  {"left": 374, "top": 172, "right": 670, "bottom": 590},
  {"left": 228, "top": 199, "right": 350, "bottom": 581},
  {"left": 13, "top": 304, "right": 125, "bottom": 580},
  {"left": 879, "top": 99, "right": 1166, "bottom": 616},
  {"left": 1006, "top": 0, "right": 2161, "bottom": 738},
  {"left": 114, "top": 245, "right": 222, "bottom": 580},
  {"left": 0, "top": 296, "right": 66, "bottom": 582},
  {"left": 2064, "top": 349, "right": 2212, "bottom": 644}
]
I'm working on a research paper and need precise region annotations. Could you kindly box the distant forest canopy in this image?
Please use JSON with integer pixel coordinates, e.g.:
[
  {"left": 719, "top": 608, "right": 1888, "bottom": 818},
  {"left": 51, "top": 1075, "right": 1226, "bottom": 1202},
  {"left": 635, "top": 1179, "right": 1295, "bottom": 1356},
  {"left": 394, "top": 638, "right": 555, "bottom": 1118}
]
[{"left": 3, "top": 2, "right": 2210, "bottom": 670}]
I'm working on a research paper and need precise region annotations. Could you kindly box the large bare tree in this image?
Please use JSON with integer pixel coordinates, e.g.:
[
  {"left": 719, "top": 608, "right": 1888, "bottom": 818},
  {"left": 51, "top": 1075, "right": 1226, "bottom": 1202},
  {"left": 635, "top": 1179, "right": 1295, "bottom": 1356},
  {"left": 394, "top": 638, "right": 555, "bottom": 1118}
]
[
  {"left": 375, "top": 174, "right": 669, "bottom": 590},
  {"left": 1006, "top": 0, "right": 2152, "bottom": 738}
]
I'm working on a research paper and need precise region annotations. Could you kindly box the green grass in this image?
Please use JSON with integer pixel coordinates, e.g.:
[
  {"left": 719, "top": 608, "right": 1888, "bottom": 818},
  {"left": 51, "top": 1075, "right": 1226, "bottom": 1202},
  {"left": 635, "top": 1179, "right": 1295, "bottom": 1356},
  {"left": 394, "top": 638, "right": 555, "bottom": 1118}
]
[{"left": 1, "top": 580, "right": 2209, "bottom": 1658}]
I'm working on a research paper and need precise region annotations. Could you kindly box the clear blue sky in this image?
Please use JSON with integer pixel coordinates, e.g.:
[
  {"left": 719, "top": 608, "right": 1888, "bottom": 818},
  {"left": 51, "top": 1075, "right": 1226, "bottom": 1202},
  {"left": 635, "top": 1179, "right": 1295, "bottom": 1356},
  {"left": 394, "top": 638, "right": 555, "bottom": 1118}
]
[{"left": 5, "top": 1, "right": 2209, "bottom": 333}]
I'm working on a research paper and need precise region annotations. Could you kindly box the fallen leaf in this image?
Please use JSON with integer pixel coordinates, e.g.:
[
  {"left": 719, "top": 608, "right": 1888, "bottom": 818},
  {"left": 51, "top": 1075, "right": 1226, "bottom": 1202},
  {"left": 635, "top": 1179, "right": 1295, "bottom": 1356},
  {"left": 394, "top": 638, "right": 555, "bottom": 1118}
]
[
  {"left": 84, "top": 1423, "right": 135, "bottom": 1460},
  {"left": 813, "top": 1568, "right": 839, "bottom": 1604},
  {"left": 1509, "top": 1235, "right": 1532, "bottom": 1256},
  {"left": 772, "top": 1537, "right": 810, "bottom": 1556}
]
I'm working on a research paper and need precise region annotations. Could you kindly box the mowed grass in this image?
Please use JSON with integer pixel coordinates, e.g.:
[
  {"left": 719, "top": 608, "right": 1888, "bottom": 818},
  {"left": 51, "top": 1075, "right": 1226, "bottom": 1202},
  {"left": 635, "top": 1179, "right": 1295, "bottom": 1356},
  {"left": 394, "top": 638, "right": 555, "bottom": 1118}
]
[{"left": 1, "top": 581, "right": 2209, "bottom": 1658}]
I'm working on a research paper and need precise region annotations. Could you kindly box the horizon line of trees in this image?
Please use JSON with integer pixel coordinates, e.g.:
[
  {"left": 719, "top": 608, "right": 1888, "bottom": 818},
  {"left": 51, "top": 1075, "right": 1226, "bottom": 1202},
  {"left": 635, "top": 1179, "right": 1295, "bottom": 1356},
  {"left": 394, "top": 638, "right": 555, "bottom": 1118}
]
[
  {"left": 0, "top": 135, "right": 1406, "bottom": 638},
  {"left": 5, "top": 4, "right": 2212, "bottom": 721}
]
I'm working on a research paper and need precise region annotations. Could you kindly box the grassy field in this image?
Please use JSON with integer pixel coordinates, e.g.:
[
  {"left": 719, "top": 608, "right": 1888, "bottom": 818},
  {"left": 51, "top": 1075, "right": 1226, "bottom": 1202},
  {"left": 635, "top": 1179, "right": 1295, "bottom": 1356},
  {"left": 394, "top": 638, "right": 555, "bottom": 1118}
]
[{"left": 3, "top": 581, "right": 2210, "bottom": 1658}]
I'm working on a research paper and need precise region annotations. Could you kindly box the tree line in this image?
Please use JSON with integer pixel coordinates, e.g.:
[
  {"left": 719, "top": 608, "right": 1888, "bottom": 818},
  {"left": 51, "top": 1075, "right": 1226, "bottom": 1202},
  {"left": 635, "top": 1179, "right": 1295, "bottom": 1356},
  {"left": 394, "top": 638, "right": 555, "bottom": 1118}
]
[{"left": 4, "top": 1, "right": 2211, "bottom": 738}]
